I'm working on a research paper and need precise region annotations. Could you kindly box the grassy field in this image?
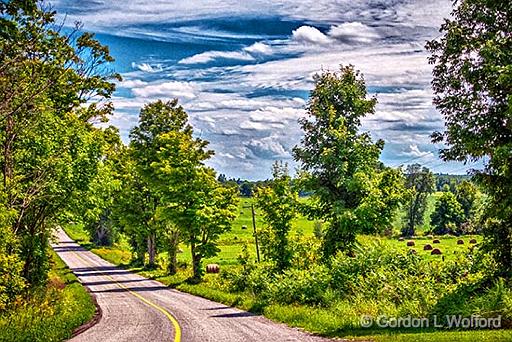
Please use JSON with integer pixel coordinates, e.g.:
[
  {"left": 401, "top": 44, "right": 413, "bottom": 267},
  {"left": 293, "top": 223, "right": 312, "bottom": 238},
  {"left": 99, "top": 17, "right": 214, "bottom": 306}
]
[
  {"left": 0, "top": 250, "right": 96, "bottom": 342},
  {"left": 62, "top": 194, "right": 512, "bottom": 341}
]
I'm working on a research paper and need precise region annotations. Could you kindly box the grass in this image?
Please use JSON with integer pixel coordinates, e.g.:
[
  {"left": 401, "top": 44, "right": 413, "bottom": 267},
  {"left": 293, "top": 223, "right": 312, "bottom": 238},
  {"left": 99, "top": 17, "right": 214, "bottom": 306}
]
[
  {"left": 61, "top": 194, "right": 512, "bottom": 341},
  {"left": 0, "top": 250, "right": 96, "bottom": 342}
]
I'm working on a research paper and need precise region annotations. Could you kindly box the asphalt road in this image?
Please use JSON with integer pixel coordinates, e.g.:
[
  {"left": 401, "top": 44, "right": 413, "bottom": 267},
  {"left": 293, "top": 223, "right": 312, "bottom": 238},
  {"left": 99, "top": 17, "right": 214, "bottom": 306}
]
[{"left": 52, "top": 229, "right": 334, "bottom": 342}]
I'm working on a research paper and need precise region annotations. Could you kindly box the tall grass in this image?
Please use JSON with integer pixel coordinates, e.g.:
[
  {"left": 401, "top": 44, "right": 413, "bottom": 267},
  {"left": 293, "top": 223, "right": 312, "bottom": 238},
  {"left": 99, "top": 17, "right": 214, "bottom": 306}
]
[{"left": 0, "top": 250, "right": 95, "bottom": 342}]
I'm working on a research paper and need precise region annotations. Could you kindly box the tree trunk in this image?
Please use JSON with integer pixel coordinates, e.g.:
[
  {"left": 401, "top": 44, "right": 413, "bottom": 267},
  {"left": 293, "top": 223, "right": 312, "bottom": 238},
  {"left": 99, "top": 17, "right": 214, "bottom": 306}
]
[
  {"left": 190, "top": 242, "right": 202, "bottom": 281},
  {"left": 147, "top": 233, "right": 156, "bottom": 268},
  {"left": 167, "top": 245, "right": 177, "bottom": 275}
]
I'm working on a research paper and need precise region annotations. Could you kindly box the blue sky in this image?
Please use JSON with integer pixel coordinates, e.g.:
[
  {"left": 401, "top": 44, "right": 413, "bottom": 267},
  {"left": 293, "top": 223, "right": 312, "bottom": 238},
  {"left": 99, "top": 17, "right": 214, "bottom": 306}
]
[{"left": 52, "top": 0, "right": 480, "bottom": 180}]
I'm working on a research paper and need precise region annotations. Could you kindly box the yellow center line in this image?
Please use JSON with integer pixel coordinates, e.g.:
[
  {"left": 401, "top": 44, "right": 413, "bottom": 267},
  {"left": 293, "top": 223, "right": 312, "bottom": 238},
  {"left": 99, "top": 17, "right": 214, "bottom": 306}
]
[{"left": 71, "top": 250, "right": 182, "bottom": 342}]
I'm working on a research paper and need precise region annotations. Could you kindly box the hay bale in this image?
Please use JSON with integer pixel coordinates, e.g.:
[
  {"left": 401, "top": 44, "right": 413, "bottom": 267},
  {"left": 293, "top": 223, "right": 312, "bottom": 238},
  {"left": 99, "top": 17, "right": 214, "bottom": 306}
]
[
  {"left": 427, "top": 235, "right": 434, "bottom": 239},
  {"left": 398, "top": 237, "right": 404, "bottom": 241},
  {"left": 431, "top": 248, "right": 442, "bottom": 255},
  {"left": 433, "top": 239, "right": 441, "bottom": 244},
  {"left": 206, "top": 264, "right": 220, "bottom": 274},
  {"left": 407, "top": 240, "right": 415, "bottom": 247},
  {"left": 241, "top": 225, "right": 247, "bottom": 230},
  {"left": 423, "top": 244, "right": 433, "bottom": 251},
  {"left": 457, "top": 239, "right": 464, "bottom": 245},
  {"left": 409, "top": 249, "right": 417, "bottom": 255},
  {"left": 469, "top": 238, "right": 477, "bottom": 244}
]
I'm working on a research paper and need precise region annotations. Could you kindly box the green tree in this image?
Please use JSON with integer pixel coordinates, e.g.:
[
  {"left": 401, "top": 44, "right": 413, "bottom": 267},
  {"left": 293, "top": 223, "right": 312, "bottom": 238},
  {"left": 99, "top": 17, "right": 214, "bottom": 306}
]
[
  {"left": 402, "top": 164, "right": 435, "bottom": 237},
  {"left": 356, "top": 167, "right": 407, "bottom": 235},
  {"left": 293, "top": 65, "right": 384, "bottom": 259},
  {"left": 0, "top": 1, "right": 118, "bottom": 286},
  {"left": 149, "top": 105, "right": 238, "bottom": 280},
  {"left": 256, "top": 161, "right": 298, "bottom": 272},
  {"left": 427, "top": 0, "right": 511, "bottom": 274},
  {"left": 455, "top": 180, "right": 479, "bottom": 222},
  {"left": 430, "top": 191, "right": 465, "bottom": 235},
  {"left": 128, "top": 100, "right": 191, "bottom": 268}
]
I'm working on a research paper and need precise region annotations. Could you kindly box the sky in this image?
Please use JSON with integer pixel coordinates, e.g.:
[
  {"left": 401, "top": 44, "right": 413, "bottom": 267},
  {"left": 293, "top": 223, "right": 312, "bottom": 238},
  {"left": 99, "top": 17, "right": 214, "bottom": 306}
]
[{"left": 51, "top": 0, "right": 481, "bottom": 180}]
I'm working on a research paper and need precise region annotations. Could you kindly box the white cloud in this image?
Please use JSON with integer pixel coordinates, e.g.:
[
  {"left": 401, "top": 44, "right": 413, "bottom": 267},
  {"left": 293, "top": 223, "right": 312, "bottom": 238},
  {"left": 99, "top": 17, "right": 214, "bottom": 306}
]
[
  {"left": 244, "top": 42, "right": 273, "bottom": 55},
  {"left": 328, "top": 22, "right": 379, "bottom": 43},
  {"left": 292, "top": 25, "right": 331, "bottom": 45},
  {"left": 131, "top": 62, "right": 164, "bottom": 73},
  {"left": 401, "top": 144, "right": 435, "bottom": 158},
  {"left": 179, "top": 51, "right": 254, "bottom": 65},
  {"left": 131, "top": 81, "right": 197, "bottom": 99},
  {"left": 246, "top": 136, "right": 291, "bottom": 159}
]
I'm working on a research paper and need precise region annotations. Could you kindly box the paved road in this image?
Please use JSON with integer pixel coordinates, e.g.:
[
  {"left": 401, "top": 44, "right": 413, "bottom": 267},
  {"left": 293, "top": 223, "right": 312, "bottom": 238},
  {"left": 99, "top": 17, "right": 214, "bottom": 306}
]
[{"left": 52, "top": 229, "right": 334, "bottom": 342}]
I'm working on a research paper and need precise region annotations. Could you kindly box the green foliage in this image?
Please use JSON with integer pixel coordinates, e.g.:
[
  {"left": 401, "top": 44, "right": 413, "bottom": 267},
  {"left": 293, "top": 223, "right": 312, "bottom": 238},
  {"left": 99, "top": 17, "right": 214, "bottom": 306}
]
[
  {"left": 293, "top": 65, "right": 384, "bottom": 258},
  {"left": 427, "top": 0, "right": 511, "bottom": 275},
  {"left": 256, "top": 161, "right": 298, "bottom": 271},
  {"left": 0, "top": 250, "right": 95, "bottom": 342},
  {"left": 0, "top": 0, "right": 118, "bottom": 286},
  {"left": 402, "top": 164, "right": 435, "bottom": 236},
  {"left": 147, "top": 100, "right": 238, "bottom": 280},
  {"left": 430, "top": 192, "right": 465, "bottom": 235},
  {"left": 455, "top": 180, "right": 480, "bottom": 223}
]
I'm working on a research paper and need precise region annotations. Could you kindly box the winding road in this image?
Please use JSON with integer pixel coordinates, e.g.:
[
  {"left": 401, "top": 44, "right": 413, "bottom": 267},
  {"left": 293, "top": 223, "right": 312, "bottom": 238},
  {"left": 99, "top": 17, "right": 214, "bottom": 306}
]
[{"left": 52, "top": 229, "right": 333, "bottom": 342}]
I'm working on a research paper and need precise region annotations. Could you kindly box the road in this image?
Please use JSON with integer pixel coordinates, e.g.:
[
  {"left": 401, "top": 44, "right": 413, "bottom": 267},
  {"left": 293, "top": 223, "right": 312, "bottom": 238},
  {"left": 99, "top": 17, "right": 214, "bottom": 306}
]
[{"left": 52, "top": 229, "right": 334, "bottom": 342}]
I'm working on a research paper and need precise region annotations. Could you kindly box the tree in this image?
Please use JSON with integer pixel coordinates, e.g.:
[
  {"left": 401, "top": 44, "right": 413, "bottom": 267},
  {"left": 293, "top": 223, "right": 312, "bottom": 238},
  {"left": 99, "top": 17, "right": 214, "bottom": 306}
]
[
  {"left": 430, "top": 191, "right": 465, "bottom": 235},
  {"left": 293, "top": 65, "right": 384, "bottom": 259},
  {"left": 255, "top": 161, "right": 298, "bottom": 272},
  {"left": 455, "top": 180, "right": 479, "bottom": 222},
  {"left": 402, "top": 164, "right": 435, "bottom": 237},
  {"left": 75, "top": 127, "right": 124, "bottom": 246},
  {"left": 357, "top": 167, "right": 407, "bottom": 235},
  {"left": 0, "top": 1, "right": 118, "bottom": 286},
  {"left": 128, "top": 100, "right": 190, "bottom": 268},
  {"left": 151, "top": 125, "right": 238, "bottom": 280},
  {"left": 427, "top": 0, "right": 511, "bottom": 274}
]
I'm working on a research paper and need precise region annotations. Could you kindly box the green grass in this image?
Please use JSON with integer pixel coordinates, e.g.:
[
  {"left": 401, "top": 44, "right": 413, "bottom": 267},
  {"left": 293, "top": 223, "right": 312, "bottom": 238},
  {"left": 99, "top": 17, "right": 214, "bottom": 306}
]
[{"left": 0, "top": 250, "right": 96, "bottom": 342}]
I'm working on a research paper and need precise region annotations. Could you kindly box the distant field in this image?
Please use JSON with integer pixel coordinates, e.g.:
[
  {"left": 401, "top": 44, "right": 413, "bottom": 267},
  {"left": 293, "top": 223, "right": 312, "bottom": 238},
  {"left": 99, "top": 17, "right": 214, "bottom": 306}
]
[{"left": 65, "top": 193, "right": 478, "bottom": 266}]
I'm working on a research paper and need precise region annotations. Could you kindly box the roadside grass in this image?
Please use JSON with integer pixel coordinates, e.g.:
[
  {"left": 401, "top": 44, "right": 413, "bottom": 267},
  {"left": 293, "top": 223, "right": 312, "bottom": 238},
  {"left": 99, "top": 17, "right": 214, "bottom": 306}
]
[{"left": 0, "top": 250, "right": 95, "bottom": 342}]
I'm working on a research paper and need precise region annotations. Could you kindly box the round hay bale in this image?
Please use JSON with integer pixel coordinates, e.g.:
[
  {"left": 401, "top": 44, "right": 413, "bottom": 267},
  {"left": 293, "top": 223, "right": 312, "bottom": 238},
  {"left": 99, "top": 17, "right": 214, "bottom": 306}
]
[
  {"left": 427, "top": 235, "right": 434, "bottom": 239},
  {"left": 433, "top": 239, "right": 441, "bottom": 244},
  {"left": 241, "top": 225, "right": 247, "bottom": 230},
  {"left": 431, "top": 248, "right": 442, "bottom": 255},
  {"left": 457, "top": 239, "right": 464, "bottom": 245},
  {"left": 398, "top": 237, "right": 404, "bottom": 241},
  {"left": 406, "top": 240, "right": 415, "bottom": 247},
  {"left": 423, "top": 244, "right": 433, "bottom": 251},
  {"left": 206, "top": 264, "right": 220, "bottom": 274},
  {"left": 469, "top": 238, "right": 477, "bottom": 244},
  {"left": 409, "top": 249, "right": 417, "bottom": 255}
]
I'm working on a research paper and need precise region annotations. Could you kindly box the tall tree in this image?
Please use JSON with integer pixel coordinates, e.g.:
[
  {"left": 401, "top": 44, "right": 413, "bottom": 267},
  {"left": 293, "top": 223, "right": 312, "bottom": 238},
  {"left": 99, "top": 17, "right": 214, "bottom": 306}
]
[
  {"left": 256, "top": 161, "right": 298, "bottom": 272},
  {"left": 430, "top": 191, "right": 465, "bottom": 235},
  {"left": 293, "top": 65, "right": 384, "bottom": 259},
  {"left": 128, "top": 100, "right": 190, "bottom": 268},
  {"left": 401, "top": 164, "right": 435, "bottom": 237},
  {"left": 148, "top": 104, "right": 238, "bottom": 280},
  {"left": 427, "top": 0, "right": 511, "bottom": 274},
  {"left": 455, "top": 180, "right": 479, "bottom": 222},
  {"left": 0, "top": 0, "right": 118, "bottom": 285}
]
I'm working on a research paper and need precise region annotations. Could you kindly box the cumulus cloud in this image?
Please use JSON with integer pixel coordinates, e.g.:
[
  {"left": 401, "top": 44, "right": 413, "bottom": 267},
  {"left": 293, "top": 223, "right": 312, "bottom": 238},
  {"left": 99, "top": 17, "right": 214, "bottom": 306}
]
[
  {"left": 401, "top": 144, "right": 435, "bottom": 158},
  {"left": 328, "top": 22, "right": 380, "bottom": 43},
  {"left": 246, "top": 136, "right": 291, "bottom": 159},
  {"left": 131, "top": 81, "right": 197, "bottom": 99},
  {"left": 292, "top": 26, "right": 331, "bottom": 45},
  {"left": 131, "top": 62, "right": 164, "bottom": 73}
]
